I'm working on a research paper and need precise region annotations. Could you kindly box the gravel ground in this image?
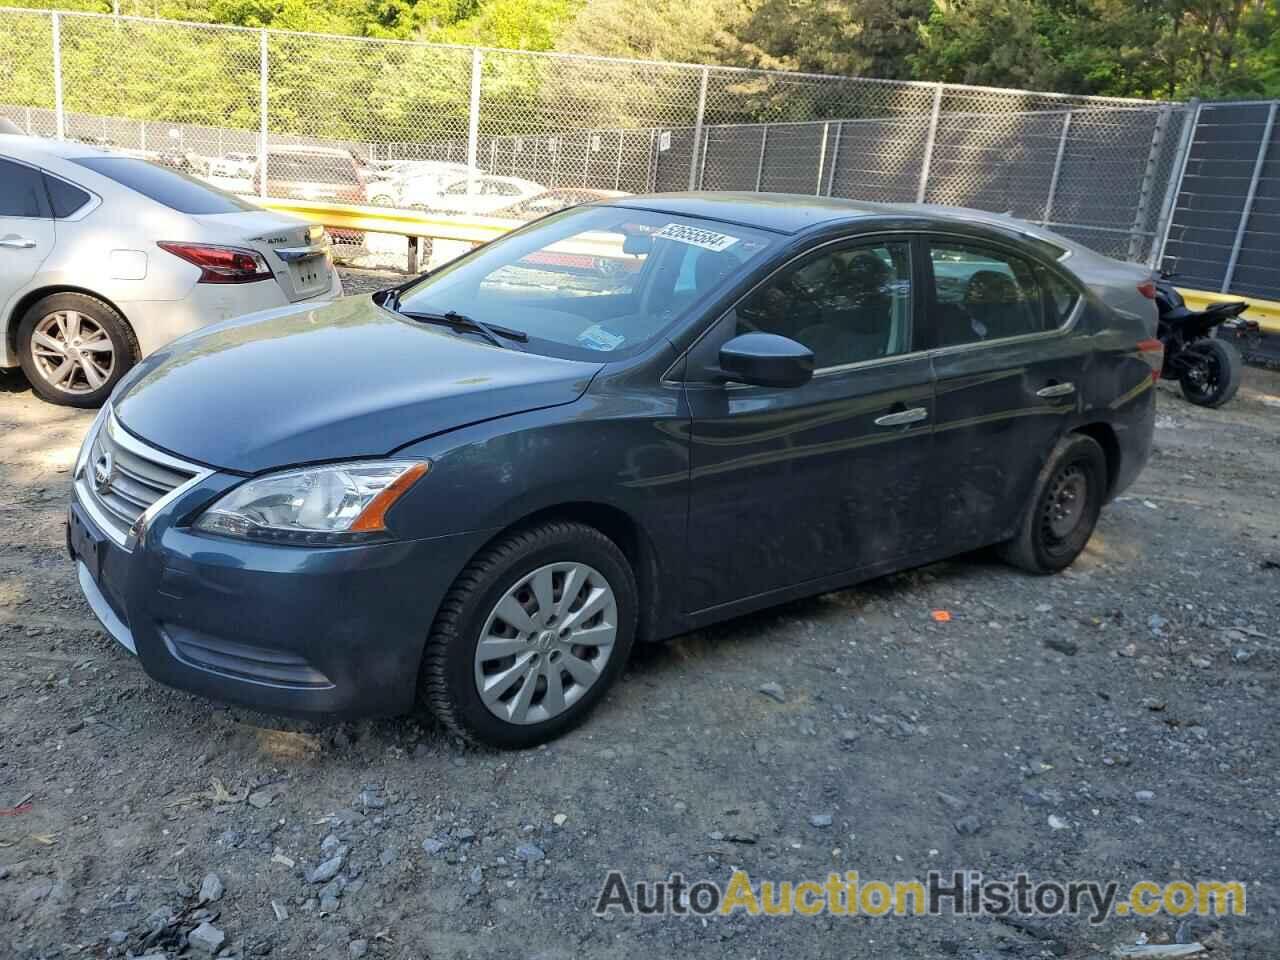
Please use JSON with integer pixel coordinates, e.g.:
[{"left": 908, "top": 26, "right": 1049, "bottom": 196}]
[{"left": 1, "top": 275, "right": 1277, "bottom": 959}]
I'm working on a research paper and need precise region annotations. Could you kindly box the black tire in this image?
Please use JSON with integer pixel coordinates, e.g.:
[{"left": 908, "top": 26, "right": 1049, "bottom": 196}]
[
  {"left": 1179, "top": 337, "right": 1241, "bottom": 408},
  {"left": 419, "top": 521, "right": 638, "bottom": 748},
  {"left": 999, "top": 433, "right": 1107, "bottom": 575},
  {"left": 17, "top": 292, "right": 138, "bottom": 407}
]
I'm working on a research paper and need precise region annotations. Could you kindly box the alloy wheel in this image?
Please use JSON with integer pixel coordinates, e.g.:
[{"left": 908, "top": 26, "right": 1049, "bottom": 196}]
[
  {"left": 473, "top": 562, "right": 618, "bottom": 725},
  {"left": 29, "top": 310, "right": 115, "bottom": 395}
]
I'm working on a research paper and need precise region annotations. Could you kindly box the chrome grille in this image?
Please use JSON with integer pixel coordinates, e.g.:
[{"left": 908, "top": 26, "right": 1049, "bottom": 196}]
[{"left": 75, "top": 412, "right": 199, "bottom": 546}]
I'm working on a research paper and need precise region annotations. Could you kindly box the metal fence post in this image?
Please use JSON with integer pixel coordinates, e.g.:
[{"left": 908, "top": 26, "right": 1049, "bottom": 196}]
[
  {"left": 1223, "top": 100, "right": 1276, "bottom": 293},
  {"left": 614, "top": 132, "right": 624, "bottom": 190},
  {"left": 688, "top": 67, "right": 709, "bottom": 191},
  {"left": 814, "top": 122, "right": 829, "bottom": 195},
  {"left": 1040, "top": 111, "right": 1071, "bottom": 225},
  {"left": 1127, "top": 106, "right": 1171, "bottom": 261},
  {"left": 51, "top": 11, "right": 64, "bottom": 140},
  {"left": 825, "top": 121, "right": 842, "bottom": 196},
  {"left": 258, "top": 29, "right": 268, "bottom": 198},
  {"left": 754, "top": 126, "right": 768, "bottom": 192},
  {"left": 916, "top": 84, "right": 943, "bottom": 203},
  {"left": 466, "top": 48, "right": 482, "bottom": 177},
  {"left": 1152, "top": 99, "right": 1200, "bottom": 269}
]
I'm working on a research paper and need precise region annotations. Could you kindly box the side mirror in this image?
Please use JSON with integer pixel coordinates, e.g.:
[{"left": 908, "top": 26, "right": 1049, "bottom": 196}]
[{"left": 718, "top": 333, "right": 814, "bottom": 388}]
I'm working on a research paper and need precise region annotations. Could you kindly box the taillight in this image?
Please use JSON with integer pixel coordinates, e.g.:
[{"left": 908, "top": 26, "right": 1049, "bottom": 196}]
[
  {"left": 158, "top": 241, "right": 273, "bottom": 284},
  {"left": 1137, "top": 280, "right": 1157, "bottom": 300},
  {"left": 1137, "top": 337, "right": 1163, "bottom": 381}
]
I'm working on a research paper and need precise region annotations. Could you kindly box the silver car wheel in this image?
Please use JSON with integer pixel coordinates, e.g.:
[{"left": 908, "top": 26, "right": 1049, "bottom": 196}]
[
  {"left": 30, "top": 310, "right": 115, "bottom": 395},
  {"left": 473, "top": 561, "right": 618, "bottom": 725}
]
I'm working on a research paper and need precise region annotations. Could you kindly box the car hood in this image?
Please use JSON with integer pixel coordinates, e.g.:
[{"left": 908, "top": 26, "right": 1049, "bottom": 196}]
[{"left": 114, "top": 296, "right": 603, "bottom": 474}]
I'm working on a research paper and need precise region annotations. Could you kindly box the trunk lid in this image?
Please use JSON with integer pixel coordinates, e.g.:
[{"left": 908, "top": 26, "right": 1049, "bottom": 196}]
[{"left": 192, "top": 211, "right": 334, "bottom": 302}]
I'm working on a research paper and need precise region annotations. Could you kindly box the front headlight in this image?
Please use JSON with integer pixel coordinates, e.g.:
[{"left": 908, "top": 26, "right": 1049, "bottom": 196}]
[{"left": 194, "top": 460, "right": 430, "bottom": 544}]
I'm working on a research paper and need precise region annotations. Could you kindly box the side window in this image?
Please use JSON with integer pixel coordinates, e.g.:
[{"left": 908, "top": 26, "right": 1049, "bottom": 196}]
[
  {"left": 736, "top": 241, "right": 913, "bottom": 369},
  {"left": 1039, "top": 267, "right": 1080, "bottom": 327},
  {"left": 44, "top": 175, "right": 91, "bottom": 218},
  {"left": 928, "top": 242, "right": 1044, "bottom": 346},
  {"left": 0, "top": 159, "right": 46, "bottom": 218}
]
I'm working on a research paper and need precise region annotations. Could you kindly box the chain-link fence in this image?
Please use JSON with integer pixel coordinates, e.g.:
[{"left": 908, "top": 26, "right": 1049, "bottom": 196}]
[{"left": 1, "top": 6, "right": 1195, "bottom": 265}]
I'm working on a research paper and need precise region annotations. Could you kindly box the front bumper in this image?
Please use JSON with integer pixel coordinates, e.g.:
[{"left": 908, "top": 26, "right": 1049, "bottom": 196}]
[{"left": 68, "top": 477, "right": 488, "bottom": 719}]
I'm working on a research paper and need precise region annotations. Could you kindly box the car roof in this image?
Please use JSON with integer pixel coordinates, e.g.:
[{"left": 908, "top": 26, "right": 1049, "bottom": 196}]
[{"left": 0, "top": 133, "right": 106, "bottom": 161}]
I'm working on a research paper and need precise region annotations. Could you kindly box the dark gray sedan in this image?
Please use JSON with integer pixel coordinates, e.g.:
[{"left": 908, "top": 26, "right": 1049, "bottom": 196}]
[{"left": 67, "top": 193, "right": 1161, "bottom": 747}]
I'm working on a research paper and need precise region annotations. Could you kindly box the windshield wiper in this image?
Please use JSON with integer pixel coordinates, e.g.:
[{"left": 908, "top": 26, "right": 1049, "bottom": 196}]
[{"left": 398, "top": 309, "right": 528, "bottom": 350}]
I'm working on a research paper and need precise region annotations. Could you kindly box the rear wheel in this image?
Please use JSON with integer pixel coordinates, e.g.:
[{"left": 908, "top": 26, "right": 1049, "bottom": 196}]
[
  {"left": 419, "top": 521, "right": 637, "bottom": 748},
  {"left": 999, "top": 433, "right": 1107, "bottom": 575},
  {"left": 1179, "top": 337, "right": 1241, "bottom": 408},
  {"left": 17, "top": 293, "right": 138, "bottom": 407}
]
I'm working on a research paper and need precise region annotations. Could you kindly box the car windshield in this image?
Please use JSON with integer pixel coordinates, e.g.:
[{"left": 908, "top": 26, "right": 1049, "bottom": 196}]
[{"left": 396, "top": 206, "right": 777, "bottom": 361}]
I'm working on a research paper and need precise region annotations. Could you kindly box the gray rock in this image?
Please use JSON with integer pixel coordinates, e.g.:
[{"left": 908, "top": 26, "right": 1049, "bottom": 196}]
[
  {"left": 469, "top": 865, "right": 484, "bottom": 884},
  {"left": 422, "top": 837, "right": 447, "bottom": 856},
  {"left": 358, "top": 788, "right": 386, "bottom": 810},
  {"left": 936, "top": 791, "right": 967, "bottom": 812},
  {"left": 1135, "top": 790, "right": 1155, "bottom": 803},
  {"left": 108, "top": 930, "right": 128, "bottom": 945},
  {"left": 453, "top": 827, "right": 476, "bottom": 842},
  {"left": 1044, "top": 638, "right": 1078, "bottom": 656},
  {"left": 271, "top": 899, "right": 289, "bottom": 921},
  {"left": 379, "top": 847, "right": 398, "bottom": 867},
  {"left": 515, "top": 842, "right": 545, "bottom": 862},
  {"left": 307, "top": 853, "right": 345, "bottom": 884},
  {"left": 758, "top": 682, "right": 786, "bottom": 703},
  {"left": 808, "top": 813, "right": 834, "bottom": 828},
  {"left": 247, "top": 784, "right": 284, "bottom": 809},
  {"left": 321, "top": 833, "right": 341, "bottom": 854},
  {"left": 188, "top": 921, "right": 225, "bottom": 955},
  {"left": 349, "top": 940, "right": 369, "bottom": 959},
  {"left": 954, "top": 814, "right": 983, "bottom": 835},
  {"left": 1234, "top": 647, "right": 1252, "bottom": 662},
  {"left": 320, "top": 893, "right": 341, "bottom": 914},
  {"left": 198, "top": 872, "right": 224, "bottom": 904}
]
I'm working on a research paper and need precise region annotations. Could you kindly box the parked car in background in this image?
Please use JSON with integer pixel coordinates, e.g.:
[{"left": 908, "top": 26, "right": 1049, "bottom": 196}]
[
  {"left": 376, "top": 161, "right": 478, "bottom": 209},
  {"left": 493, "top": 188, "right": 629, "bottom": 220},
  {"left": 254, "top": 145, "right": 367, "bottom": 204},
  {"left": 0, "top": 135, "right": 341, "bottom": 406},
  {"left": 416, "top": 174, "right": 545, "bottom": 216},
  {"left": 67, "top": 193, "right": 1159, "bottom": 746}
]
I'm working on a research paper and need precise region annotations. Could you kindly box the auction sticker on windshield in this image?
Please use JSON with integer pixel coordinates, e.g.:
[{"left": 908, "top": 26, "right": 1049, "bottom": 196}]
[{"left": 655, "top": 223, "right": 741, "bottom": 252}]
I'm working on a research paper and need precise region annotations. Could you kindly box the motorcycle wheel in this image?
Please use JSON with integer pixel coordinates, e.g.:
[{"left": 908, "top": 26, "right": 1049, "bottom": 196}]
[{"left": 1179, "top": 337, "right": 1242, "bottom": 408}]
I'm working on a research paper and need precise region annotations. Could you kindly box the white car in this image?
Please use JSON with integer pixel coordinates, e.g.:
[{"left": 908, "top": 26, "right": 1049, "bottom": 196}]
[
  {"left": 0, "top": 135, "right": 342, "bottom": 406},
  {"left": 408, "top": 174, "right": 544, "bottom": 216}
]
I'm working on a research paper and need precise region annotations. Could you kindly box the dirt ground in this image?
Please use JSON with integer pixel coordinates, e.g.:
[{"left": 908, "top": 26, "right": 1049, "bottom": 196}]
[{"left": 1, "top": 278, "right": 1277, "bottom": 959}]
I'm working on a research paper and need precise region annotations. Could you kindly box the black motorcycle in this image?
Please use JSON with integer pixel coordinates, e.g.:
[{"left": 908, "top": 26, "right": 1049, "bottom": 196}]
[{"left": 1155, "top": 275, "right": 1257, "bottom": 408}]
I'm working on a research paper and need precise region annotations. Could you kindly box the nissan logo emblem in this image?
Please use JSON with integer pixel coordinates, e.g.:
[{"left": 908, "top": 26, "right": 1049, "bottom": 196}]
[{"left": 92, "top": 449, "right": 114, "bottom": 495}]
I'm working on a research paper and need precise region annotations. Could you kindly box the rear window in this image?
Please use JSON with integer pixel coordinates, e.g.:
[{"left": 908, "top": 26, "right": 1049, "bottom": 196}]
[{"left": 73, "top": 157, "right": 255, "bottom": 215}]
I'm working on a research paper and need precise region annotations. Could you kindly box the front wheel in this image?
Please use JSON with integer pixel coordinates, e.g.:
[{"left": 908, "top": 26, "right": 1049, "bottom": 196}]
[
  {"left": 419, "top": 521, "right": 638, "bottom": 748},
  {"left": 999, "top": 433, "right": 1107, "bottom": 575},
  {"left": 1179, "top": 337, "right": 1241, "bottom": 408}
]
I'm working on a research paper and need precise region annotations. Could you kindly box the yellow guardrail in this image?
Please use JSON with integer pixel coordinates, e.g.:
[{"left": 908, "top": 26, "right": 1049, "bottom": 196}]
[
  {"left": 251, "top": 196, "right": 523, "bottom": 245},
  {"left": 1178, "top": 289, "right": 1280, "bottom": 334}
]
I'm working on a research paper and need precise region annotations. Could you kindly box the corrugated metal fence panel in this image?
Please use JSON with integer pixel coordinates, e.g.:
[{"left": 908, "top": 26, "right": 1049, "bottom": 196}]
[
  {"left": 1161, "top": 103, "right": 1273, "bottom": 294},
  {"left": 1229, "top": 114, "right": 1280, "bottom": 299}
]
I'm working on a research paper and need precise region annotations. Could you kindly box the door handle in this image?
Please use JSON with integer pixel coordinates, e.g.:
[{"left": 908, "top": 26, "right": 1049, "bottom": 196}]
[
  {"left": 1035, "top": 382, "right": 1076, "bottom": 398},
  {"left": 874, "top": 407, "right": 929, "bottom": 427},
  {"left": 0, "top": 235, "right": 36, "bottom": 249}
]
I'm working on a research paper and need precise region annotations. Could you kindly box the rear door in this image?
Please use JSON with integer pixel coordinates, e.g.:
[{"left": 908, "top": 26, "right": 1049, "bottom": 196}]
[
  {"left": 683, "top": 235, "right": 939, "bottom": 613},
  {"left": 0, "top": 157, "right": 56, "bottom": 326},
  {"left": 924, "top": 236, "right": 1086, "bottom": 549}
]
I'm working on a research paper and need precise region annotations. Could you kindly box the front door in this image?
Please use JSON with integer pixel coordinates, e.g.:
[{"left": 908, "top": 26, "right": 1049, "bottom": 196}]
[
  {"left": 924, "top": 237, "right": 1086, "bottom": 549},
  {"left": 683, "top": 236, "right": 938, "bottom": 614}
]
